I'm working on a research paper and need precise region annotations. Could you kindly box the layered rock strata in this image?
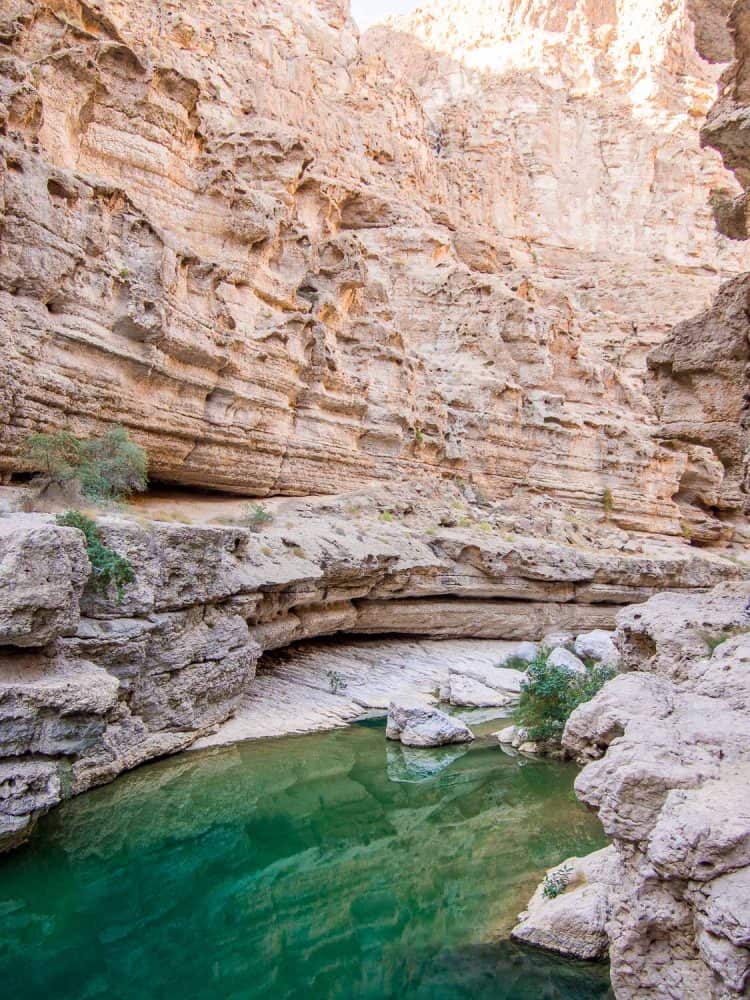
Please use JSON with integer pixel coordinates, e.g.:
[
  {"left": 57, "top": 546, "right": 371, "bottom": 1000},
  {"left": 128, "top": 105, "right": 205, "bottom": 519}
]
[
  {"left": 521, "top": 584, "right": 750, "bottom": 998},
  {"left": 0, "top": 0, "right": 746, "bottom": 538},
  {"left": 649, "top": 1, "right": 750, "bottom": 535},
  {"left": 0, "top": 506, "right": 741, "bottom": 852}
]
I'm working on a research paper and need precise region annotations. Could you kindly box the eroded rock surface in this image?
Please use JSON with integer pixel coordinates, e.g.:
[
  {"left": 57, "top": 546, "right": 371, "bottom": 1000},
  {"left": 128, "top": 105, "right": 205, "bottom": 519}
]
[
  {"left": 511, "top": 845, "right": 619, "bottom": 960},
  {"left": 0, "top": 503, "right": 741, "bottom": 851},
  {"left": 559, "top": 585, "right": 750, "bottom": 999},
  {"left": 0, "top": 0, "right": 747, "bottom": 540},
  {"left": 648, "top": 0, "right": 750, "bottom": 536}
]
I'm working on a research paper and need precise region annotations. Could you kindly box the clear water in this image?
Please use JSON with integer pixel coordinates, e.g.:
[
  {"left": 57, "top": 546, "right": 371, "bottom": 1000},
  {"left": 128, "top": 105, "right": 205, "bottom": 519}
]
[{"left": 0, "top": 717, "right": 613, "bottom": 999}]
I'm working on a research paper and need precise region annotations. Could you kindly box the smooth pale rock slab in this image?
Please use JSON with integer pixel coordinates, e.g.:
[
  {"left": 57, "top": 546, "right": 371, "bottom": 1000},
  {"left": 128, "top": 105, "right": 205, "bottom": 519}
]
[
  {"left": 386, "top": 701, "right": 474, "bottom": 747},
  {"left": 547, "top": 647, "right": 587, "bottom": 674},
  {"left": 574, "top": 629, "right": 620, "bottom": 667},
  {"left": 446, "top": 674, "right": 518, "bottom": 708},
  {"left": 445, "top": 663, "right": 525, "bottom": 707},
  {"left": 195, "top": 638, "right": 517, "bottom": 747},
  {"left": 511, "top": 846, "right": 619, "bottom": 960}
]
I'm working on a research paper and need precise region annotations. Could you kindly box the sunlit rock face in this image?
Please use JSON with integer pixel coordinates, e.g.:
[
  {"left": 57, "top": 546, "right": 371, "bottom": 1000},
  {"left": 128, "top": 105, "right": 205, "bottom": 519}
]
[
  {"left": 647, "top": 0, "right": 750, "bottom": 532},
  {"left": 0, "top": 0, "right": 746, "bottom": 536}
]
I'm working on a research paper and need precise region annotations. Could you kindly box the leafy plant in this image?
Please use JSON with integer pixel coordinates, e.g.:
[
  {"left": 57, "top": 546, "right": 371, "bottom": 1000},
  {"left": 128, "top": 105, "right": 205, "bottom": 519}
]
[
  {"left": 503, "top": 654, "right": 535, "bottom": 672},
  {"left": 681, "top": 522, "right": 694, "bottom": 541},
  {"left": 379, "top": 511, "right": 395, "bottom": 523},
  {"left": 543, "top": 863, "right": 573, "bottom": 900},
  {"left": 516, "top": 652, "right": 616, "bottom": 743},
  {"left": 26, "top": 426, "right": 148, "bottom": 503},
  {"left": 244, "top": 503, "right": 274, "bottom": 532},
  {"left": 57, "top": 511, "right": 134, "bottom": 601},
  {"left": 77, "top": 427, "right": 148, "bottom": 501},
  {"left": 602, "top": 488, "right": 614, "bottom": 516},
  {"left": 705, "top": 631, "right": 730, "bottom": 653},
  {"left": 703, "top": 627, "right": 750, "bottom": 654}
]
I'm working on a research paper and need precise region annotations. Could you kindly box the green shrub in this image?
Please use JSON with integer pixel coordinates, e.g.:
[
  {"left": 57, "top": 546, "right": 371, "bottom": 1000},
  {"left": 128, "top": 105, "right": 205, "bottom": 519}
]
[
  {"left": 602, "top": 488, "right": 614, "bottom": 516},
  {"left": 517, "top": 652, "right": 616, "bottom": 743},
  {"left": 703, "top": 627, "right": 750, "bottom": 653},
  {"left": 244, "top": 503, "right": 274, "bottom": 532},
  {"left": 26, "top": 426, "right": 148, "bottom": 503},
  {"left": 57, "top": 511, "right": 134, "bottom": 601}
]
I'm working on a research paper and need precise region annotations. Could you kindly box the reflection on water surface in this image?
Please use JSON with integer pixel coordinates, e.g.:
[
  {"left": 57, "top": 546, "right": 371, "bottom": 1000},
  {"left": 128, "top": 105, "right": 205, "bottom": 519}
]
[{"left": 0, "top": 717, "right": 612, "bottom": 999}]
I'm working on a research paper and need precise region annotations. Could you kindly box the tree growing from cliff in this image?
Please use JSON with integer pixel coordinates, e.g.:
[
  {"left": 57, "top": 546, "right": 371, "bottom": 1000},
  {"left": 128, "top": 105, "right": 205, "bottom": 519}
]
[
  {"left": 56, "top": 511, "right": 135, "bottom": 601},
  {"left": 26, "top": 426, "right": 148, "bottom": 503}
]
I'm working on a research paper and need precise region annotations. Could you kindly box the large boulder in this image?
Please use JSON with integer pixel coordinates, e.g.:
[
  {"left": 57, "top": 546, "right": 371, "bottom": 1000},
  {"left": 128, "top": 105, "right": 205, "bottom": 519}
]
[
  {"left": 511, "top": 846, "right": 619, "bottom": 960},
  {"left": 542, "top": 631, "right": 574, "bottom": 651},
  {"left": 444, "top": 664, "right": 525, "bottom": 708},
  {"left": 547, "top": 647, "right": 587, "bottom": 674},
  {"left": 501, "top": 641, "right": 539, "bottom": 664},
  {"left": 386, "top": 701, "right": 474, "bottom": 747},
  {"left": 574, "top": 629, "right": 620, "bottom": 667},
  {"left": 0, "top": 760, "right": 62, "bottom": 852},
  {"left": 0, "top": 515, "right": 89, "bottom": 647}
]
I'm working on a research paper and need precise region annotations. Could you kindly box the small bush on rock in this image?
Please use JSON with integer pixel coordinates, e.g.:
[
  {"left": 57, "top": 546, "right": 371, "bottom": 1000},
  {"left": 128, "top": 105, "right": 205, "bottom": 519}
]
[
  {"left": 517, "top": 651, "right": 616, "bottom": 743},
  {"left": 27, "top": 426, "right": 148, "bottom": 503},
  {"left": 57, "top": 511, "right": 135, "bottom": 601},
  {"left": 542, "top": 863, "right": 573, "bottom": 900},
  {"left": 244, "top": 504, "right": 274, "bottom": 532}
]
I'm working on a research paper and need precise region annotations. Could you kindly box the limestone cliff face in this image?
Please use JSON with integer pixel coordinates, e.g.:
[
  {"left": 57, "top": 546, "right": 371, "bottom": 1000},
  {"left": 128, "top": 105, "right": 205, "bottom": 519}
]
[
  {"left": 564, "top": 585, "right": 750, "bottom": 999},
  {"left": 648, "top": 1, "right": 750, "bottom": 534},
  {"left": 0, "top": 0, "right": 746, "bottom": 537},
  {"left": 0, "top": 505, "right": 739, "bottom": 852}
]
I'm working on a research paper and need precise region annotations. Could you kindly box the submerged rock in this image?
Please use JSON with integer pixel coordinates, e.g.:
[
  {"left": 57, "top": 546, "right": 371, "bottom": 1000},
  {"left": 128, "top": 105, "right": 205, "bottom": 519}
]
[
  {"left": 386, "top": 701, "right": 474, "bottom": 747},
  {"left": 386, "top": 742, "right": 469, "bottom": 783}
]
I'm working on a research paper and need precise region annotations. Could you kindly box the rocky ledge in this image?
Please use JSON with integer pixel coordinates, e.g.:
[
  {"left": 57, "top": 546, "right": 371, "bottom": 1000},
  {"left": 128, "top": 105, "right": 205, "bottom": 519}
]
[
  {"left": 0, "top": 499, "right": 742, "bottom": 853},
  {"left": 514, "top": 583, "right": 750, "bottom": 999}
]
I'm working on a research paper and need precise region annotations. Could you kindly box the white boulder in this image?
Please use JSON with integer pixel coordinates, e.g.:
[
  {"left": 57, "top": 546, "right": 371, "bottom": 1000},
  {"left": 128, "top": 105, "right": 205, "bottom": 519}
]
[
  {"left": 445, "top": 664, "right": 525, "bottom": 708},
  {"left": 511, "top": 846, "right": 619, "bottom": 960},
  {"left": 502, "top": 641, "right": 539, "bottom": 665},
  {"left": 496, "top": 724, "right": 519, "bottom": 744},
  {"left": 547, "top": 647, "right": 587, "bottom": 675},
  {"left": 574, "top": 629, "right": 620, "bottom": 667},
  {"left": 386, "top": 701, "right": 474, "bottom": 747},
  {"left": 543, "top": 631, "right": 574, "bottom": 651}
]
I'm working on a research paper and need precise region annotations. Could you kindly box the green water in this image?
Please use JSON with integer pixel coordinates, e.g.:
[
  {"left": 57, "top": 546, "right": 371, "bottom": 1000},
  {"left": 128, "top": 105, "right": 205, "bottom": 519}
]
[{"left": 0, "top": 718, "right": 612, "bottom": 1000}]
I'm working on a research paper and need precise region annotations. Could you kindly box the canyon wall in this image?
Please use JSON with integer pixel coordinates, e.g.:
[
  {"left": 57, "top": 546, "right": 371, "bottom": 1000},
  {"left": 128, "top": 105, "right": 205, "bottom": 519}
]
[
  {"left": 0, "top": 503, "right": 740, "bottom": 852},
  {"left": 0, "top": 0, "right": 746, "bottom": 537},
  {"left": 562, "top": 585, "right": 750, "bottom": 999},
  {"left": 648, "top": 0, "right": 750, "bottom": 534}
]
